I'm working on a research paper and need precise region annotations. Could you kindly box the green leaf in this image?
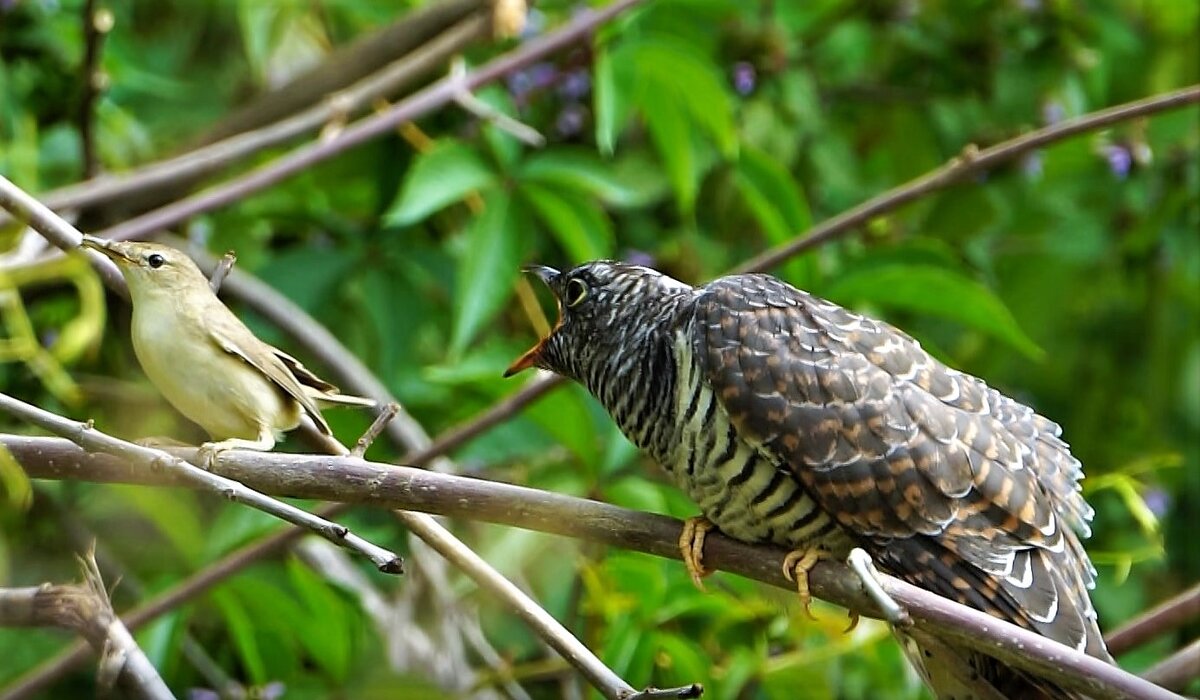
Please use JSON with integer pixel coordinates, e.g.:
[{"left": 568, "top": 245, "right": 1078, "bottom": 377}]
[
  {"left": 631, "top": 36, "right": 737, "bottom": 156},
  {"left": 452, "top": 191, "right": 526, "bottom": 353},
  {"left": 593, "top": 47, "right": 634, "bottom": 155},
  {"left": 523, "top": 384, "right": 602, "bottom": 467},
  {"left": 733, "top": 145, "right": 812, "bottom": 243},
  {"left": 521, "top": 182, "right": 614, "bottom": 261},
  {"left": 287, "top": 558, "right": 352, "bottom": 681},
  {"left": 256, "top": 244, "right": 356, "bottom": 313},
  {"left": 822, "top": 264, "right": 1044, "bottom": 360},
  {"left": 519, "top": 149, "right": 662, "bottom": 208},
  {"left": 641, "top": 88, "right": 697, "bottom": 212},
  {"left": 213, "top": 589, "right": 268, "bottom": 684},
  {"left": 385, "top": 141, "right": 497, "bottom": 225},
  {"left": 476, "top": 85, "right": 524, "bottom": 170}
]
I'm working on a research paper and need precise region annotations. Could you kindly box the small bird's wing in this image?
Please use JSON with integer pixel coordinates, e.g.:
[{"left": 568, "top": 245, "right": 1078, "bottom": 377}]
[
  {"left": 272, "top": 348, "right": 375, "bottom": 407},
  {"left": 691, "top": 274, "right": 1106, "bottom": 662},
  {"left": 205, "top": 314, "right": 333, "bottom": 436}
]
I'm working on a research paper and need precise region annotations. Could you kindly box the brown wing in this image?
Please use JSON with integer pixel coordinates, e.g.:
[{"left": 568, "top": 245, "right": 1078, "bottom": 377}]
[
  {"left": 273, "top": 348, "right": 375, "bottom": 407},
  {"left": 692, "top": 273, "right": 1107, "bottom": 659},
  {"left": 206, "top": 312, "right": 333, "bottom": 436}
]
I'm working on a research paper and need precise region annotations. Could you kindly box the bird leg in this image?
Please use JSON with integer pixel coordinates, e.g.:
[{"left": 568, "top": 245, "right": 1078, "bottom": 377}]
[
  {"left": 782, "top": 546, "right": 835, "bottom": 621},
  {"left": 847, "top": 548, "right": 908, "bottom": 626},
  {"left": 678, "top": 516, "right": 718, "bottom": 590},
  {"left": 197, "top": 427, "right": 276, "bottom": 469},
  {"left": 134, "top": 436, "right": 192, "bottom": 448}
]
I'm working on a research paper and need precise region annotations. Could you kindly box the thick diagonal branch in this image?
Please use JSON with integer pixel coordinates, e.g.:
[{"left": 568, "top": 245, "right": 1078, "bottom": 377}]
[{"left": 7, "top": 436, "right": 1185, "bottom": 700}]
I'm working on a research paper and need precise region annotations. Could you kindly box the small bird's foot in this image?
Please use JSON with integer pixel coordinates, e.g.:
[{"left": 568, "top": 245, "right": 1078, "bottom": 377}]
[
  {"left": 196, "top": 441, "right": 232, "bottom": 470},
  {"left": 134, "top": 436, "right": 192, "bottom": 448},
  {"left": 782, "top": 547, "right": 834, "bottom": 621},
  {"left": 847, "top": 548, "right": 908, "bottom": 626},
  {"left": 678, "top": 516, "right": 717, "bottom": 590}
]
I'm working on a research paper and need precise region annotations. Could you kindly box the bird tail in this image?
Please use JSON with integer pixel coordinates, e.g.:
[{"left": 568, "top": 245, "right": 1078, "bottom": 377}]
[{"left": 306, "top": 389, "right": 376, "bottom": 408}]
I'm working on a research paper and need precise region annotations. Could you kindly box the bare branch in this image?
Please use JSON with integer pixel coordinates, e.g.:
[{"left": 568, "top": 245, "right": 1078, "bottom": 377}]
[
  {"left": 0, "top": 175, "right": 124, "bottom": 292},
  {"left": 0, "top": 10, "right": 490, "bottom": 234},
  {"left": 0, "top": 393, "right": 403, "bottom": 574},
  {"left": 732, "top": 83, "right": 1200, "bottom": 274},
  {"left": 197, "top": 0, "right": 486, "bottom": 144},
  {"left": 207, "top": 250, "right": 236, "bottom": 293},
  {"left": 0, "top": 550, "right": 173, "bottom": 700},
  {"left": 352, "top": 402, "right": 400, "bottom": 457},
  {"left": 78, "top": 0, "right": 113, "bottom": 179},
  {"left": 397, "top": 511, "right": 659, "bottom": 699},
  {"left": 89, "top": 0, "right": 647, "bottom": 244},
  {"left": 1141, "top": 639, "right": 1200, "bottom": 693},
  {"left": 7, "top": 436, "right": 1185, "bottom": 700},
  {"left": 301, "top": 405, "right": 680, "bottom": 697},
  {"left": 1106, "top": 583, "right": 1200, "bottom": 656},
  {"left": 450, "top": 57, "right": 546, "bottom": 147}
]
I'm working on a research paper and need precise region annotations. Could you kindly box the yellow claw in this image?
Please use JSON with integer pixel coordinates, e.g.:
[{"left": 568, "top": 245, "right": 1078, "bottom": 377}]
[
  {"left": 679, "top": 516, "right": 717, "bottom": 590},
  {"left": 782, "top": 547, "right": 833, "bottom": 621}
]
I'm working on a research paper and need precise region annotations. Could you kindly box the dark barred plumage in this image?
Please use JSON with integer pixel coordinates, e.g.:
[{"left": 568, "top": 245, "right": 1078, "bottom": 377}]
[{"left": 507, "top": 261, "right": 1110, "bottom": 699}]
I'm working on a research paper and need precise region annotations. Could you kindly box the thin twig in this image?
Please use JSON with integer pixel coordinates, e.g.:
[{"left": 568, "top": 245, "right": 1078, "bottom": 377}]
[
  {"left": 450, "top": 57, "right": 546, "bottom": 146},
  {"left": 395, "top": 511, "right": 645, "bottom": 699},
  {"left": 207, "top": 251, "right": 236, "bottom": 293},
  {"left": 1140, "top": 638, "right": 1200, "bottom": 692},
  {"left": 42, "top": 488, "right": 248, "bottom": 699},
  {"left": 0, "top": 175, "right": 124, "bottom": 292},
  {"left": 352, "top": 402, "right": 399, "bottom": 458},
  {"left": 78, "top": 0, "right": 113, "bottom": 180},
  {"left": 0, "top": 11, "right": 490, "bottom": 234},
  {"left": 1106, "top": 583, "right": 1200, "bottom": 656},
  {"left": 198, "top": 0, "right": 486, "bottom": 144},
  {"left": 0, "top": 393, "right": 403, "bottom": 574},
  {"left": 8, "top": 435, "right": 1183, "bottom": 700},
  {"left": 306, "top": 408, "right": 680, "bottom": 698},
  {"left": 91, "top": 0, "right": 647, "bottom": 244},
  {"left": 732, "top": 83, "right": 1200, "bottom": 274},
  {"left": 0, "top": 549, "right": 174, "bottom": 700}
]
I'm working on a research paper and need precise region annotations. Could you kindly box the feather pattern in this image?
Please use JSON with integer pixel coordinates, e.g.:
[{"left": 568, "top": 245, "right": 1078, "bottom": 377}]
[{"left": 520, "top": 261, "right": 1110, "bottom": 699}]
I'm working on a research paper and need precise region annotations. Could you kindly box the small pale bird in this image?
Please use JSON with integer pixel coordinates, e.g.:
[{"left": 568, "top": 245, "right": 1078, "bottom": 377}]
[
  {"left": 80, "top": 235, "right": 373, "bottom": 457},
  {"left": 505, "top": 261, "right": 1110, "bottom": 699}
]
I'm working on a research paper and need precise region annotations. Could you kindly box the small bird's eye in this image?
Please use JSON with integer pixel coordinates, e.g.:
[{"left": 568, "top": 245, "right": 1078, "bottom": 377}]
[
  {"left": 565, "top": 278, "right": 589, "bottom": 307},
  {"left": 147, "top": 254, "right": 165, "bottom": 269}
]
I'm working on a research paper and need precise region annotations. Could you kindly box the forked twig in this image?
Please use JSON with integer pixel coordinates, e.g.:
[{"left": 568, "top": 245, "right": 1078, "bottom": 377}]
[{"left": 0, "top": 393, "right": 403, "bottom": 575}]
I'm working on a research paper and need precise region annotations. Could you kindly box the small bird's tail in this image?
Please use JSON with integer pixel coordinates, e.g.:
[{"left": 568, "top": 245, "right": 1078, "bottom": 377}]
[{"left": 306, "top": 389, "right": 376, "bottom": 408}]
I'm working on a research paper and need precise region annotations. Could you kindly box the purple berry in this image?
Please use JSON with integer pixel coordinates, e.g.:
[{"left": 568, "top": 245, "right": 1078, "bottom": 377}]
[
  {"left": 1103, "top": 144, "right": 1132, "bottom": 179},
  {"left": 732, "top": 62, "right": 756, "bottom": 96},
  {"left": 558, "top": 70, "right": 591, "bottom": 101},
  {"left": 556, "top": 104, "right": 586, "bottom": 137}
]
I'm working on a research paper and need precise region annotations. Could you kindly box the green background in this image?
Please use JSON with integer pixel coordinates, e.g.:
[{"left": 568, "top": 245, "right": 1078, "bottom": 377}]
[{"left": 1, "top": 0, "right": 1197, "bottom": 697}]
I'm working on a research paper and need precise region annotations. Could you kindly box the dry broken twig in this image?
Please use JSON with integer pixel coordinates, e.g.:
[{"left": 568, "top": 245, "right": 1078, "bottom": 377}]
[{"left": 0, "top": 549, "right": 173, "bottom": 699}]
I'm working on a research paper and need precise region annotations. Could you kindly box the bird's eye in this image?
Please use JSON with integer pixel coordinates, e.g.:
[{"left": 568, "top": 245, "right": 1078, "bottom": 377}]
[
  {"left": 564, "top": 278, "right": 589, "bottom": 307},
  {"left": 147, "top": 254, "right": 165, "bottom": 269}
]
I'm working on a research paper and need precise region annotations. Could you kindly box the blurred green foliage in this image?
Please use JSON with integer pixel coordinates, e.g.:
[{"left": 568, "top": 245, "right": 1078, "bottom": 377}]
[{"left": 1, "top": 0, "right": 1197, "bottom": 697}]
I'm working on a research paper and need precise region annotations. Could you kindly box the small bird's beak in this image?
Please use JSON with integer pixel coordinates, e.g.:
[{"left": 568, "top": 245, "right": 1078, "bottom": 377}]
[
  {"left": 504, "top": 265, "right": 562, "bottom": 378},
  {"left": 79, "top": 234, "right": 129, "bottom": 263}
]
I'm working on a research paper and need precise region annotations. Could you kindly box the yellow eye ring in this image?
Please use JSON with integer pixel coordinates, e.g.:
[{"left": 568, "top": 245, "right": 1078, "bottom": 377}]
[{"left": 565, "top": 278, "right": 588, "bottom": 307}]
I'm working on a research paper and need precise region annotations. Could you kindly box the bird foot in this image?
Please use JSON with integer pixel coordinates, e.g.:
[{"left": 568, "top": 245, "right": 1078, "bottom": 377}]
[
  {"left": 195, "top": 442, "right": 230, "bottom": 470},
  {"left": 678, "top": 516, "right": 717, "bottom": 591},
  {"left": 782, "top": 546, "right": 834, "bottom": 621},
  {"left": 847, "top": 548, "right": 908, "bottom": 626},
  {"left": 134, "top": 436, "right": 192, "bottom": 448}
]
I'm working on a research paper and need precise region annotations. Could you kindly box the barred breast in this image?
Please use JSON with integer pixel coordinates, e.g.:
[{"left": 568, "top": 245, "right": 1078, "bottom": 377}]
[{"left": 666, "top": 331, "right": 852, "bottom": 554}]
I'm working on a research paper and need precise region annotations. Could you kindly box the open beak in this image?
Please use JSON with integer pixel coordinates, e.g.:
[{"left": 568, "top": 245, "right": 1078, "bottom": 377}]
[
  {"left": 79, "top": 234, "right": 128, "bottom": 263},
  {"left": 503, "top": 265, "right": 562, "bottom": 378}
]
